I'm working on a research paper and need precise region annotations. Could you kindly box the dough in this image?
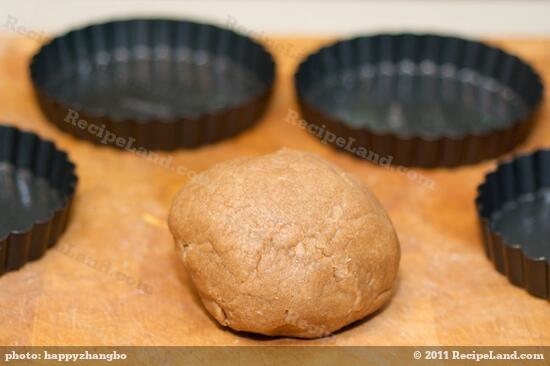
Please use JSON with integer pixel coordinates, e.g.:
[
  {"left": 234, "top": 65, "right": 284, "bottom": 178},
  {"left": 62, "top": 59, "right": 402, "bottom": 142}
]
[{"left": 168, "top": 149, "right": 400, "bottom": 338}]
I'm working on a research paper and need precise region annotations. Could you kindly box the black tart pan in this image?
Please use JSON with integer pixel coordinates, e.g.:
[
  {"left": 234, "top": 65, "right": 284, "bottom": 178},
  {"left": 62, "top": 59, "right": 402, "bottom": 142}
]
[
  {"left": 476, "top": 149, "right": 550, "bottom": 299},
  {"left": 30, "top": 18, "right": 275, "bottom": 150},
  {"left": 295, "top": 34, "right": 543, "bottom": 168},
  {"left": 0, "top": 125, "right": 77, "bottom": 276}
]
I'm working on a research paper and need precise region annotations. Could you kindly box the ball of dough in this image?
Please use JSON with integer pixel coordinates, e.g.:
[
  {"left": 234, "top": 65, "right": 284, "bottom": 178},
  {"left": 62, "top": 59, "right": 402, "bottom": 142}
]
[{"left": 168, "top": 149, "right": 400, "bottom": 338}]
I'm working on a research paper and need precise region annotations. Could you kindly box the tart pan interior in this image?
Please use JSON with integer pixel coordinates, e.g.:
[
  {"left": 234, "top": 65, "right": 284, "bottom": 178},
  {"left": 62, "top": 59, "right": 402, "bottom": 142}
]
[
  {"left": 0, "top": 125, "right": 77, "bottom": 275},
  {"left": 295, "top": 34, "right": 544, "bottom": 167},
  {"left": 477, "top": 149, "right": 550, "bottom": 299},
  {"left": 30, "top": 18, "right": 275, "bottom": 150}
]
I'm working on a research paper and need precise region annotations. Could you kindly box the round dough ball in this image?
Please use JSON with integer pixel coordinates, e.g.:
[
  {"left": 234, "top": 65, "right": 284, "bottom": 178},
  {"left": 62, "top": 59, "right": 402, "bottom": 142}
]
[{"left": 168, "top": 149, "right": 400, "bottom": 338}]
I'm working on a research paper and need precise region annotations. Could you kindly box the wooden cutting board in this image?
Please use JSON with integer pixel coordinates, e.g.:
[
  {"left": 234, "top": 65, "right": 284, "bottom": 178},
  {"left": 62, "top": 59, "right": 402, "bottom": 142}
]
[{"left": 0, "top": 34, "right": 548, "bottom": 346}]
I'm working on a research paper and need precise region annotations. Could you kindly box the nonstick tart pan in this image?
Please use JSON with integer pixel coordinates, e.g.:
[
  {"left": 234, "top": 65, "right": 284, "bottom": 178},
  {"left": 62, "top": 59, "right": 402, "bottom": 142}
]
[
  {"left": 0, "top": 125, "right": 77, "bottom": 276},
  {"left": 477, "top": 149, "right": 550, "bottom": 299},
  {"left": 30, "top": 18, "right": 275, "bottom": 150},
  {"left": 295, "top": 34, "right": 543, "bottom": 168}
]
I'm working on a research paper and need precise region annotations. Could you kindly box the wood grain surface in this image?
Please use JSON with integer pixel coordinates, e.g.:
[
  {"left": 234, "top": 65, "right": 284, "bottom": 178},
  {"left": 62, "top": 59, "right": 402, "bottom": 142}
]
[{"left": 0, "top": 34, "right": 548, "bottom": 346}]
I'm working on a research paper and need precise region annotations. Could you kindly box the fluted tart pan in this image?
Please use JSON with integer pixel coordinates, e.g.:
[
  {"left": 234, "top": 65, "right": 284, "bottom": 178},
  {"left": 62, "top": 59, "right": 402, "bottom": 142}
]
[
  {"left": 295, "top": 33, "right": 543, "bottom": 167},
  {"left": 0, "top": 125, "right": 77, "bottom": 276},
  {"left": 30, "top": 18, "right": 276, "bottom": 150}
]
